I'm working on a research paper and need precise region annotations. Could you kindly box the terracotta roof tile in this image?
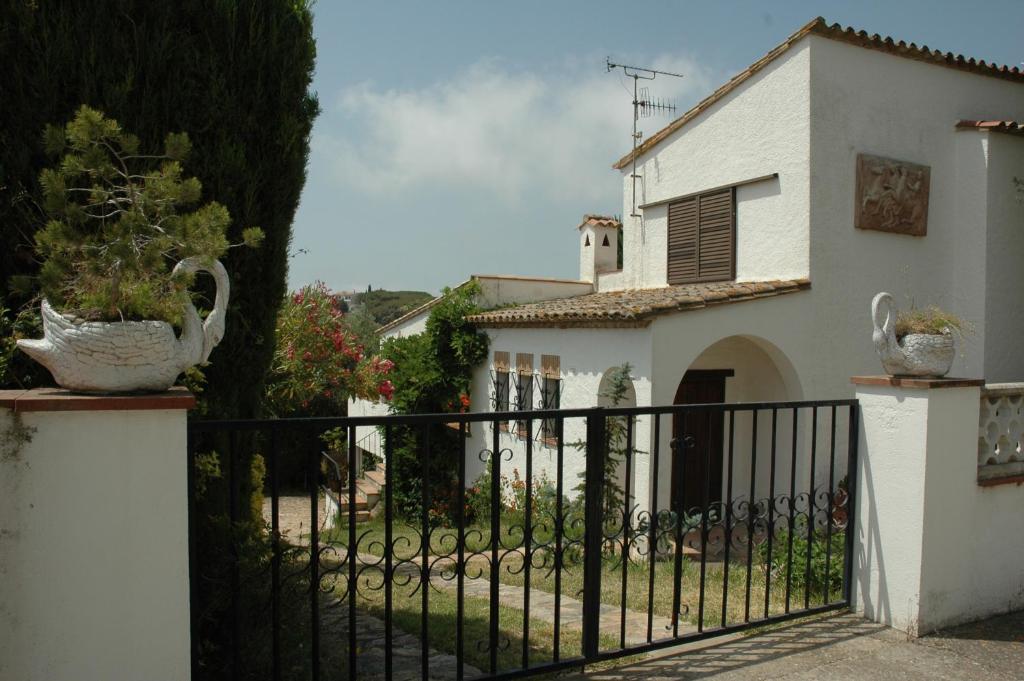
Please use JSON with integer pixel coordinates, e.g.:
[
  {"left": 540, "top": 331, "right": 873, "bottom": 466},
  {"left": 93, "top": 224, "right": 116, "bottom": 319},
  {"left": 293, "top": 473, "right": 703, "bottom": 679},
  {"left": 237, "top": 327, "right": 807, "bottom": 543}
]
[
  {"left": 614, "top": 17, "right": 1024, "bottom": 170},
  {"left": 577, "top": 214, "right": 622, "bottom": 230},
  {"left": 956, "top": 120, "right": 1024, "bottom": 135},
  {"left": 466, "top": 279, "right": 810, "bottom": 328}
]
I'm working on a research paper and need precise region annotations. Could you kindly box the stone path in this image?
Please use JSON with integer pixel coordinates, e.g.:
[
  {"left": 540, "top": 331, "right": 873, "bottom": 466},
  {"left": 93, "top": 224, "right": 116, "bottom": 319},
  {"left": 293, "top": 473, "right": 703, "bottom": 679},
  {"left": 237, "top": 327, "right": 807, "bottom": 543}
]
[
  {"left": 320, "top": 604, "right": 482, "bottom": 681},
  {"left": 262, "top": 494, "right": 327, "bottom": 545},
  {"left": 568, "top": 610, "right": 1024, "bottom": 680},
  {"left": 457, "top": 573, "right": 681, "bottom": 645}
]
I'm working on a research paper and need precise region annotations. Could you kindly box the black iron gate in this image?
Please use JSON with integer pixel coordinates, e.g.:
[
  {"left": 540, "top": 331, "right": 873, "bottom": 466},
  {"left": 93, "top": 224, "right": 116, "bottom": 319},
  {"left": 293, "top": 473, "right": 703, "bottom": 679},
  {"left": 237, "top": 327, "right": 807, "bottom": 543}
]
[{"left": 188, "top": 399, "right": 858, "bottom": 680}]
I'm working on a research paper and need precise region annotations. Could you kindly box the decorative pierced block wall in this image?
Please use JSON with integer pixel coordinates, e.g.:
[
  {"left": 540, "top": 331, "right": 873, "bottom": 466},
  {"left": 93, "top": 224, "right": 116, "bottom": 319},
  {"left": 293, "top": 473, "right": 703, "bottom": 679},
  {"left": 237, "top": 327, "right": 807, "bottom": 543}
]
[{"left": 978, "top": 384, "right": 1024, "bottom": 481}]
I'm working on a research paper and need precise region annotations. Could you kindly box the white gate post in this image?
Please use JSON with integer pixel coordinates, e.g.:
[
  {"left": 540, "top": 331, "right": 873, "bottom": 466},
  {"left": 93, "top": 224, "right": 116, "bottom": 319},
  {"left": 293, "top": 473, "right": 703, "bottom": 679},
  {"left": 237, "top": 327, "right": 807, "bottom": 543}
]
[
  {"left": 850, "top": 375, "right": 984, "bottom": 636},
  {"left": 0, "top": 388, "right": 194, "bottom": 681}
]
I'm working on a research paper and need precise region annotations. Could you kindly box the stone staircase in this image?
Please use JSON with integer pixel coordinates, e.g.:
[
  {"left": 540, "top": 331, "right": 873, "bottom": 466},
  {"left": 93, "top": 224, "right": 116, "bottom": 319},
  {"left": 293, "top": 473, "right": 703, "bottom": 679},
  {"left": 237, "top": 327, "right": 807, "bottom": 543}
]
[{"left": 325, "top": 460, "right": 386, "bottom": 525}]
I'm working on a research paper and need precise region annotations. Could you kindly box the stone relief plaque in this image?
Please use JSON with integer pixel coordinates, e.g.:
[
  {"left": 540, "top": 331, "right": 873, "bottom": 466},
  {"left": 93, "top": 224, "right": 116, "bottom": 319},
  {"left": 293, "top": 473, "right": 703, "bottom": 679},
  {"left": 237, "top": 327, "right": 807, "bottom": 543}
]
[{"left": 855, "top": 154, "right": 930, "bottom": 236}]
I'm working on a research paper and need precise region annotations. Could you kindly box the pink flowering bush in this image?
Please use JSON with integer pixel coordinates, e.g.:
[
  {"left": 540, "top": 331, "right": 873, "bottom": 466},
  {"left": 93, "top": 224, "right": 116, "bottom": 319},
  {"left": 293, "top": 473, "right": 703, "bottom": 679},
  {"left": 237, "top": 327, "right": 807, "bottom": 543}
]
[{"left": 264, "top": 282, "right": 394, "bottom": 416}]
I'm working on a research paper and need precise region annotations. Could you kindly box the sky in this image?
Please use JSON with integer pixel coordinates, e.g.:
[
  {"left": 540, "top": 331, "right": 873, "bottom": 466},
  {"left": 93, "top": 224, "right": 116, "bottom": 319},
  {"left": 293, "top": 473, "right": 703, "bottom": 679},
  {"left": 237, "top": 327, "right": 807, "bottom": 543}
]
[{"left": 288, "top": 0, "right": 1024, "bottom": 295}]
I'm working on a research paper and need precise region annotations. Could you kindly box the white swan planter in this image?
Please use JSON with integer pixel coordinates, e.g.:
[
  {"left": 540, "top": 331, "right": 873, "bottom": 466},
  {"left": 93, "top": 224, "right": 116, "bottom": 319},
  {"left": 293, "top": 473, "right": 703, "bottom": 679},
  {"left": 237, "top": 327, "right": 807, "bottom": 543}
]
[
  {"left": 17, "top": 257, "right": 229, "bottom": 394},
  {"left": 871, "top": 291, "right": 954, "bottom": 378}
]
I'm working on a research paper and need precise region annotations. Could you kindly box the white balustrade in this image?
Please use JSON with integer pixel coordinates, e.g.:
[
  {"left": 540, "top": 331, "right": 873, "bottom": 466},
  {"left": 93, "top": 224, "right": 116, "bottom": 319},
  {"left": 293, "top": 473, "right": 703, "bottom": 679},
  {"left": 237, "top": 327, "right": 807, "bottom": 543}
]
[{"left": 977, "top": 383, "right": 1024, "bottom": 481}]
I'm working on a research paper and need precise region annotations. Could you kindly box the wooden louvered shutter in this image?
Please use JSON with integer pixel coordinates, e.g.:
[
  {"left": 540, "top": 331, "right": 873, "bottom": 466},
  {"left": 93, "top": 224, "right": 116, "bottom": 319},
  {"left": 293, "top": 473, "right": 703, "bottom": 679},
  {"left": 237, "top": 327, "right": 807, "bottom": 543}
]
[
  {"left": 667, "top": 188, "right": 735, "bottom": 284},
  {"left": 696, "top": 189, "right": 734, "bottom": 281},
  {"left": 667, "top": 197, "right": 698, "bottom": 283}
]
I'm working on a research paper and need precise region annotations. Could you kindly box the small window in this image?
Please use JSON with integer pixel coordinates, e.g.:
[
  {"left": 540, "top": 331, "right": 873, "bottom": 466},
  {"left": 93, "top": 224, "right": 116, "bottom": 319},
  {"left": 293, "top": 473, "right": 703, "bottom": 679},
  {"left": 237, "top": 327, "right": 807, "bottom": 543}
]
[
  {"left": 515, "top": 353, "right": 534, "bottom": 438},
  {"left": 491, "top": 351, "right": 510, "bottom": 430},
  {"left": 540, "top": 355, "right": 561, "bottom": 445}
]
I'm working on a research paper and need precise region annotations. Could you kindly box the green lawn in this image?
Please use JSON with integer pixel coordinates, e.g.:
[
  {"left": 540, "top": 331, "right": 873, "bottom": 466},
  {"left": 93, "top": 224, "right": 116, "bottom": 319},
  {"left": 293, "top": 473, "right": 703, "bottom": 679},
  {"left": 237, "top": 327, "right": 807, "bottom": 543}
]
[
  {"left": 324, "top": 563, "right": 624, "bottom": 674},
  {"left": 323, "top": 515, "right": 845, "bottom": 631}
]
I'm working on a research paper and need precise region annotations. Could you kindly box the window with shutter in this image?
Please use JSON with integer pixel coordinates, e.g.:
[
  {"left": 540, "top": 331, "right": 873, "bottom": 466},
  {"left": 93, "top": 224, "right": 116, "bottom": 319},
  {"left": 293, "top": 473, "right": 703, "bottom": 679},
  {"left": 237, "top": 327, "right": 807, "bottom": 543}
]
[
  {"left": 667, "top": 188, "right": 735, "bottom": 284},
  {"left": 540, "top": 355, "right": 561, "bottom": 445},
  {"left": 491, "top": 351, "right": 510, "bottom": 430},
  {"left": 515, "top": 353, "right": 534, "bottom": 439}
]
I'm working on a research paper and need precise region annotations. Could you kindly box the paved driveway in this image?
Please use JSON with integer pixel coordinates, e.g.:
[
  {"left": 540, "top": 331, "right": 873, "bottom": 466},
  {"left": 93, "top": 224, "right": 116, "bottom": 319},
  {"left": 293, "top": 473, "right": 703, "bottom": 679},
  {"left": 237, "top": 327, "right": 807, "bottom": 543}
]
[{"left": 574, "top": 611, "right": 1024, "bottom": 680}]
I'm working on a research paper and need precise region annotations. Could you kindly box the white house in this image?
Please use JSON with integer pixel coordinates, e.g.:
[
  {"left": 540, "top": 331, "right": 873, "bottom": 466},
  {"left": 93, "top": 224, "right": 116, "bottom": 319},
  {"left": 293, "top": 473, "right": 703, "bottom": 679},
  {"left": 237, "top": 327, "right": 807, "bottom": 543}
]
[{"left": 352, "top": 17, "right": 1024, "bottom": 516}]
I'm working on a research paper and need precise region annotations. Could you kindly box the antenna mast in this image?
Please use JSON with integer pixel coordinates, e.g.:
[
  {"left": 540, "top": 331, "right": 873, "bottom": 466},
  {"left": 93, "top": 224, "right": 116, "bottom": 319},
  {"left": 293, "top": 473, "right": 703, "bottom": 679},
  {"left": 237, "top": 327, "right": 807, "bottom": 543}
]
[{"left": 606, "top": 58, "right": 684, "bottom": 217}]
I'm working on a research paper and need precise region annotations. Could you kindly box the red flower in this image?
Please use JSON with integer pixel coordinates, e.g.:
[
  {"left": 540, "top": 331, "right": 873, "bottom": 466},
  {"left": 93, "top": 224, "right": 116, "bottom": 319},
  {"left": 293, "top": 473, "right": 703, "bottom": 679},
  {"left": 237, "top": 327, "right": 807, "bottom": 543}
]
[{"left": 378, "top": 380, "right": 395, "bottom": 400}]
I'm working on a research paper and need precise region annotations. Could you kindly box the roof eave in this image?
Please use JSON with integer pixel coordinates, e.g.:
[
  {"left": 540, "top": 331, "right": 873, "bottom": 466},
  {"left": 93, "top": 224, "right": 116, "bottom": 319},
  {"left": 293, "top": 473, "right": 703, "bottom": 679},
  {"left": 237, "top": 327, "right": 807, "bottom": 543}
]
[{"left": 614, "top": 17, "right": 1024, "bottom": 171}]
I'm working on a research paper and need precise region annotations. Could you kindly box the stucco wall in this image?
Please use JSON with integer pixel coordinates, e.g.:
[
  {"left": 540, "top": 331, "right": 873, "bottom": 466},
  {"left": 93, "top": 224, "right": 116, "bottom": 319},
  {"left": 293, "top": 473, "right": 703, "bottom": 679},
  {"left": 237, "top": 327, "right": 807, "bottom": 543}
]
[
  {"left": 854, "top": 382, "right": 1024, "bottom": 634},
  {"left": 476, "top": 276, "right": 592, "bottom": 307},
  {"left": 467, "top": 326, "right": 654, "bottom": 510},
  {"left": 621, "top": 41, "right": 812, "bottom": 289},
  {"left": 0, "top": 407, "right": 191, "bottom": 680},
  {"left": 380, "top": 307, "right": 432, "bottom": 339},
  {"left": 808, "top": 34, "right": 1024, "bottom": 381},
  {"left": 348, "top": 396, "right": 392, "bottom": 455},
  {"left": 647, "top": 296, "right": 854, "bottom": 511}
]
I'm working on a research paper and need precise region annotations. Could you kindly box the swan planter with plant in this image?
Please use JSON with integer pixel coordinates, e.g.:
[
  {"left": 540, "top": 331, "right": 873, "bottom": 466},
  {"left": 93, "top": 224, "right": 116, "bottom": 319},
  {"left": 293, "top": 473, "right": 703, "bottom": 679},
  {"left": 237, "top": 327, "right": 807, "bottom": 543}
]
[
  {"left": 871, "top": 292, "right": 966, "bottom": 378},
  {"left": 15, "top": 106, "right": 262, "bottom": 394}
]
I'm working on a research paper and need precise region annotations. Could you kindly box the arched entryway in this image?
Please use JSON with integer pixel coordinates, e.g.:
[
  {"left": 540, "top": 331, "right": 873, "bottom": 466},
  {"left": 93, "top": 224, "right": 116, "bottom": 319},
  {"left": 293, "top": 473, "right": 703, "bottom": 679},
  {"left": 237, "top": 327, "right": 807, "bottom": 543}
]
[{"left": 669, "top": 335, "right": 801, "bottom": 515}]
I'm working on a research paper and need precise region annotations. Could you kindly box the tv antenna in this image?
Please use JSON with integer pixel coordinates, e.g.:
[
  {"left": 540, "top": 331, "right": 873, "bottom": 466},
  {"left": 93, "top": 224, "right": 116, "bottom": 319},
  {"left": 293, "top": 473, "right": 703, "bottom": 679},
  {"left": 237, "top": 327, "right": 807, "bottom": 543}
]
[{"left": 607, "top": 58, "right": 684, "bottom": 217}]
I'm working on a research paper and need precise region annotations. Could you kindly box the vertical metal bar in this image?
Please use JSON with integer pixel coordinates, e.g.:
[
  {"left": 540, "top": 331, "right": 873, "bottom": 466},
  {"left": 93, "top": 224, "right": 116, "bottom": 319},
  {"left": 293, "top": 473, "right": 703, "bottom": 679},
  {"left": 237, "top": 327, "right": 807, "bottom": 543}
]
[
  {"left": 721, "top": 410, "right": 735, "bottom": 628},
  {"left": 785, "top": 408, "right": 799, "bottom": 614},
  {"left": 348, "top": 426, "right": 358, "bottom": 679},
  {"left": 843, "top": 404, "right": 860, "bottom": 605},
  {"left": 553, "top": 417, "right": 564, "bottom": 661},
  {"left": 824, "top": 405, "right": 838, "bottom": 604},
  {"left": 744, "top": 410, "right": 758, "bottom": 623},
  {"left": 805, "top": 407, "right": 818, "bottom": 610},
  {"left": 308, "top": 435, "right": 320, "bottom": 680},
  {"left": 229, "top": 431, "right": 241, "bottom": 677},
  {"left": 384, "top": 425, "right": 394, "bottom": 681},
  {"left": 763, "top": 408, "right": 778, "bottom": 619},
  {"left": 522, "top": 418, "right": 534, "bottom": 669},
  {"left": 421, "top": 426, "right": 431, "bottom": 680},
  {"left": 646, "top": 414, "right": 661, "bottom": 642},
  {"left": 186, "top": 425, "right": 200, "bottom": 675},
  {"left": 489, "top": 421, "right": 500, "bottom": 675},
  {"left": 582, "top": 410, "right": 607, "bottom": 659},
  {"left": 698, "top": 410, "right": 712, "bottom": 632},
  {"left": 671, "top": 410, "right": 685, "bottom": 638},
  {"left": 270, "top": 429, "right": 282, "bottom": 681},
  {"left": 457, "top": 423, "right": 467, "bottom": 681},
  {"left": 620, "top": 415, "right": 633, "bottom": 648}
]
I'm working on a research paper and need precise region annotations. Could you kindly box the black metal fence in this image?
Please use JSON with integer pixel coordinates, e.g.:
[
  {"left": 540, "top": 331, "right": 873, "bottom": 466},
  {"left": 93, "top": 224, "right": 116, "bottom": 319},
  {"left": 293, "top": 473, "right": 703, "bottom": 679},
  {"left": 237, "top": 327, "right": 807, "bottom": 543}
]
[{"left": 188, "top": 399, "right": 858, "bottom": 681}]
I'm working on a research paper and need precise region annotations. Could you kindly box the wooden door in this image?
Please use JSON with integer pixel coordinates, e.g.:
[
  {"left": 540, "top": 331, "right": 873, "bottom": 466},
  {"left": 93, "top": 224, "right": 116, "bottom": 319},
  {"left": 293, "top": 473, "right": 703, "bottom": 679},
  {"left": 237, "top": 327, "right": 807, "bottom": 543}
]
[{"left": 671, "top": 370, "right": 730, "bottom": 516}]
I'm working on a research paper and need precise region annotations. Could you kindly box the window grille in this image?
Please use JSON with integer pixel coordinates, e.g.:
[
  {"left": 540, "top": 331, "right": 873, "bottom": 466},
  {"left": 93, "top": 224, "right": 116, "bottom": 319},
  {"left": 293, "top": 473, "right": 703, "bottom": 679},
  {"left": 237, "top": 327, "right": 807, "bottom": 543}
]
[
  {"left": 540, "top": 375, "right": 562, "bottom": 445},
  {"left": 513, "top": 371, "right": 535, "bottom": 438},
  {"left": 489, "top": 369, "right": 510, "bottom": 430}
]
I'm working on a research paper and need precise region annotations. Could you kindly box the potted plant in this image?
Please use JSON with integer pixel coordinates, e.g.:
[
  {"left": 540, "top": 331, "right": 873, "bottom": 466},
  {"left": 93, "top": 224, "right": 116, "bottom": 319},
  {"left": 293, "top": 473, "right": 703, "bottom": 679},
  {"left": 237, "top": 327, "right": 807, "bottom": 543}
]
[
  {"left": 15, "top": 106, "right": 263, "bottom": 393},
  {"left": 871, "top": 292, "right": 968, "bottom": 378}
]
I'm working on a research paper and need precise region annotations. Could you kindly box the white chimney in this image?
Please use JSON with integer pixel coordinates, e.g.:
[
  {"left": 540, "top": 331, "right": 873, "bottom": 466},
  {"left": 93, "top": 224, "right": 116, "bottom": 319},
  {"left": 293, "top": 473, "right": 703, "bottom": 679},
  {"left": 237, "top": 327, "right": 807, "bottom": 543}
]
[{"left": 578, "top": 214, "right": 621, "bottom": 283}]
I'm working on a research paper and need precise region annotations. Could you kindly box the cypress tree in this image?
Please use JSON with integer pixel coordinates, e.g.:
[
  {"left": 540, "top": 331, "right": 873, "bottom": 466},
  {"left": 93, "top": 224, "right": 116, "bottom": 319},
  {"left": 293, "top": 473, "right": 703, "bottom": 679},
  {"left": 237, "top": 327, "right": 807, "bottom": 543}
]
[{"left": 0, "top": 0, "right": 319, "bottom": 419}]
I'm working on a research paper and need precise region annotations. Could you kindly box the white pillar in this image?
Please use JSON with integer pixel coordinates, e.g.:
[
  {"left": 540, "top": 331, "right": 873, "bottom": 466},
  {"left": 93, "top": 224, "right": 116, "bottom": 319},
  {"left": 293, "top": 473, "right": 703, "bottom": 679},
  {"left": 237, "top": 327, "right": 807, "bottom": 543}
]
[
  {"left": 851, "top": 376, "right": 984, "bottom": 636},
  {"left": 0, "top": 388, "right": 194, "bottom": 681}
]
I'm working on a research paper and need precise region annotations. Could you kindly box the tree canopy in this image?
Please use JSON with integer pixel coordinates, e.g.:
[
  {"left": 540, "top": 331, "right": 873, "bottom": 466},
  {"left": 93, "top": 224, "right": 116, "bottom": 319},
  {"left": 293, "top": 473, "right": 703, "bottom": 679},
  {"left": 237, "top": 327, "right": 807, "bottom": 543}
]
[{"left": 0, "top": 1, "right": 318, "bottom": 418}]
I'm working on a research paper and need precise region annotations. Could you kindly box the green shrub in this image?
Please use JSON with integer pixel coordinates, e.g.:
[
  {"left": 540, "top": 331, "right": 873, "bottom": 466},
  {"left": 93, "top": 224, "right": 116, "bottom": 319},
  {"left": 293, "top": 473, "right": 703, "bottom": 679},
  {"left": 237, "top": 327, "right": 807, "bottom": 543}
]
[
  {"left": 380, "top": 283, "right": 489, "bottom": 521},
  {"left": 759, "top": 520, "right": 845, "bottom": 597},
  {"left": 467, "top": 466, "right": 562, "bottom": 530}
]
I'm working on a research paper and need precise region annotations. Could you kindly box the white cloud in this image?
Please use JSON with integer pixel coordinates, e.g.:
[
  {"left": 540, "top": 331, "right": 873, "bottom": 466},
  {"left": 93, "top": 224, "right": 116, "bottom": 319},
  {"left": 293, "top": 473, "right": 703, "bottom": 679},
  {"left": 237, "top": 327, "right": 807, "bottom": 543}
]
[{"left": 316, "top": 54, "right": 714, "bottom": 205}]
